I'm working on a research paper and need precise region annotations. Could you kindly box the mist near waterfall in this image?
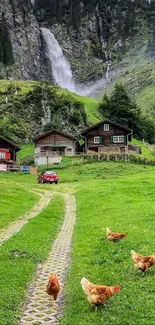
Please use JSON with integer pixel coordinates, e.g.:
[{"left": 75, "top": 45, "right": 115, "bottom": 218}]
[{"left": 41, "top": 27, "right": 108, "bottom": 98}]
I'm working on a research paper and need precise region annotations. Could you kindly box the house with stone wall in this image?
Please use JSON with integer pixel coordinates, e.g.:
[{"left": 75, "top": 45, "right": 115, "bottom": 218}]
[{"left": 78, "top": 119, "right": 133, "bottom": 153}]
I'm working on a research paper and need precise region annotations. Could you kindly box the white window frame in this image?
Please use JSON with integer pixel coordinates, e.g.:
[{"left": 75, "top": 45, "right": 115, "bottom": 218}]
[
  {"left": 113, "top": 136, "right": 124, "bottom": 143},
  {"left": 0, "top": 152, "right": 5, "bottom": 159},
  {"left": 94, "top": 136, "right": 101, "bottom": 144},
  {"left": 104, "top": 124, "right": 109, "bottom": 131}
]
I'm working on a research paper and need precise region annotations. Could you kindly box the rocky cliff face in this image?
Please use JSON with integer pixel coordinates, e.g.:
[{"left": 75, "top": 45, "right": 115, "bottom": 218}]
[
  {"left": 0, "top": 0, "right": 42, "bottom": 80},
  {"left": 0, "top": 1, "right": 155, "bottom": 83}
]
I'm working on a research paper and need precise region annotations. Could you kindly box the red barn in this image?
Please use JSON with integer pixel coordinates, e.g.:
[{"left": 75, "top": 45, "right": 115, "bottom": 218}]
[{"left": 0, "top": 135, "right": 20, "bottom": 162}]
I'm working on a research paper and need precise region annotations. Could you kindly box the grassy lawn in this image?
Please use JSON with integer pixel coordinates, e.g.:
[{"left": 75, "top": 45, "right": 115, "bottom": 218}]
[
  {"left": 1, "top": 161, "right": 155, "bottom": 325},
  {"left": 61, "top": 166, "right": 155, "bottom": 325},
  {"left": 0, "top": 183, "right": 38, "bottom": 229},
  {"left": 17, "top": 143, "right": 35, "bottom": 162},
  {"left": 0, "top": 196, "right": 64, "bottom": 325}
]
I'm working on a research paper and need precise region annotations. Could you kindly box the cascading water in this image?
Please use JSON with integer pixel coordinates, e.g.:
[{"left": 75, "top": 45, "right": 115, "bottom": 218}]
[
  {"left": 95, "top": 3, "right": 107, "bottom": 60},
  {"left": 41, "top": 27, "right": 76, "bottom": 93},
  {"left": 95, "top": 4, "right": 112, "bottom": 82},
  {"left": 41, "top": 27, "right": 109, "bottom": 98}
]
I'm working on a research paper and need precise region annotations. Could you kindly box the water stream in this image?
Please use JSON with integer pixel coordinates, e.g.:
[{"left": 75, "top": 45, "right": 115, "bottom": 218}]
[{"left": 41, "top": 27, "right": 109, "bottom": 98}]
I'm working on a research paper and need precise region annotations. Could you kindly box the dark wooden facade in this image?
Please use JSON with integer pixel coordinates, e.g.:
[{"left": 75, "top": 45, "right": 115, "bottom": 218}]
[
  {"left": 0, "top": 136, "right": 20, "bottom": 161},
  {"left": 80, "top": 119, "right": 133, "bottom": 153}
]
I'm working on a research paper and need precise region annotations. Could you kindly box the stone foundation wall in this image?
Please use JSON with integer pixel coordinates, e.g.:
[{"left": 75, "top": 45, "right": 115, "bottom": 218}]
[{"left": 98, "top": 146, "right": 126, "bottom": 153}]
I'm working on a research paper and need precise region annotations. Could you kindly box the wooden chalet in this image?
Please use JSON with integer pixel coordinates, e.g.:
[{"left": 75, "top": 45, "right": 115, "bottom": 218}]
[
  {"left": 33, "top": 130, "right": 76, "bottom": 165},
  {"left": 79, "top": 119, "right": 133, "bottom": 153},
  {"left": 0, "top": 135, "right": 20, "bottom": 162}
]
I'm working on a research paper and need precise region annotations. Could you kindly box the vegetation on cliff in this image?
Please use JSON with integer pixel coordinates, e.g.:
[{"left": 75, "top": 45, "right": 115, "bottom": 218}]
[
  {"left": 0, "top": 80, "right": 98, "bottom": 143},
  {"left": 99, "top": 83, "right": 155, "bottom": 144}
]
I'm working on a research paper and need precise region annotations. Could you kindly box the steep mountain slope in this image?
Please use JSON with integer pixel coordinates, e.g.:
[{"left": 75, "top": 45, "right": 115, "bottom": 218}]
[
  {"left": 0, "top": 0, "right": 42, "bottom": 79},
  {"left": 98, "top": 38, "right": 155, "bottom": 116},
  {"left": 0, "top": 0, "right": 155, "bottom": 83},
  {"left": 0, "top": 0, "right": 155, "bottom": 142},
  {"left": 0, "top": 80, "right": 99, "bottom": 142}
]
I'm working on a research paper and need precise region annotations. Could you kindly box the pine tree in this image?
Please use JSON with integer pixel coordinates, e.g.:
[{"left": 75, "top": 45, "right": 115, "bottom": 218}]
[{"left": 109, "top": 83, "right": 140, "bottom": 128}]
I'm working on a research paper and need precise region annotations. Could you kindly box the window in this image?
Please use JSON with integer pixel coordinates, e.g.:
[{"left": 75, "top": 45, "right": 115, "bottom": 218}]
[
  {"left": 0, "top": 152, "right": 5, "bottom": 159},
  {"left": 104, "top": 124, "right": 109, "bottom": 131},
  {"left": 94, "top": 137, "right": 102, "bottom": 144},
  {"left": 112, "top": 136, "right": 125, "bottom": 143},
  {"left": 67, "top": 148, "right": 72, "bottom": 152}
]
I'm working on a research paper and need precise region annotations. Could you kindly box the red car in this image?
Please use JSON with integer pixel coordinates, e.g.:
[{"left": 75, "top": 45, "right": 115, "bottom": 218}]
[{"left": 37, "top": 171, "right": 59, "bottom": 184}]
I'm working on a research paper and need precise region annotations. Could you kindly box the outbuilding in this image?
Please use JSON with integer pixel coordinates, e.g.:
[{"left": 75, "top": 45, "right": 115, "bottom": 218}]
[{"left": 33, "top": 130, "right": 76, "bottom": 165}]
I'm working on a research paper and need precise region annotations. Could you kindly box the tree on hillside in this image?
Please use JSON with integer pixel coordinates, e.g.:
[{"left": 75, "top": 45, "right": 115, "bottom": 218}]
[
  {"left": 99, "top": 83, "right": 140, "bottom": 130},
  {"left": 108, "top": 83, "right": 140, "bottom": 128},
  {"left": 98, "top": 83, "right": 155, "bottom": 142}
]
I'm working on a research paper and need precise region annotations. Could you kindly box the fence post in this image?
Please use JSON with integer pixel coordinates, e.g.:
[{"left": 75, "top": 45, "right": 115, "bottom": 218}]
[{"left": 107, "top": 154, "right": 109, "bottom": 162}]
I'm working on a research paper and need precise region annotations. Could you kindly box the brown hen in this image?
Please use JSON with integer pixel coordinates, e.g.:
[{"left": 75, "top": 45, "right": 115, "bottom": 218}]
[
  {"left": 81, "top": 277, "right": 120, "bottom": 310},
  {"left": 46, "top": 273, "right": 60, "bottom": 306},
  {"left": 106, "top": 227, "right": 126, "bottom": 242},
  {"left": 131, "top": 250, "right": 155, "bottom": 271}
]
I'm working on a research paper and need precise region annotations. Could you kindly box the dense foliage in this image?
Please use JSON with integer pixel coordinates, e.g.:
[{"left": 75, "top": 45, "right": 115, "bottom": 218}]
[
  {"left": 0, "top": 81, "right": 88, "bottom": 142},
  {"left": 99, "top": 83, "right": 155, "bottom": 143}
]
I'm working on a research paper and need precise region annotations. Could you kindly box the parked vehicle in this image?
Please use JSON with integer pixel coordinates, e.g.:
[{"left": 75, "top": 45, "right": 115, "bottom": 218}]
[{"left": 37, "top": 171, "right": 59, "bottom": 184}]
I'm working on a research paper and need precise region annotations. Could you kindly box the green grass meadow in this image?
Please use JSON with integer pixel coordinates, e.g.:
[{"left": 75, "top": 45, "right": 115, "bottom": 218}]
[
  {"left": 1, "top": 161, "right": 155, "bottom": 324},
  {"left": 0, "top": 183, "right": 38, "bottom": 229},
  {"left": 0, "top": 196, "right": 64, "bottom": 325},
  {"left": 60, "top": 164, "right": 155, "bottom": 325}
]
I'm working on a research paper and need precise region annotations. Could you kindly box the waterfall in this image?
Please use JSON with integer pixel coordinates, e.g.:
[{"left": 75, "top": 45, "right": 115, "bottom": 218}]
[
  {"left": 105, "top": 63, "right": 110, "bottom": 80},
  {"left": 41, "top": 27, "right": 110, "bottom": 98},
  {"left": 95, "top": 4, "right": 112, "bottom": 81},
  {"left": 95, "top": 3, "right": 107, "bottom": 60},
  {"left": 41, "top": 27, "right": 76, "bottom": 92}
]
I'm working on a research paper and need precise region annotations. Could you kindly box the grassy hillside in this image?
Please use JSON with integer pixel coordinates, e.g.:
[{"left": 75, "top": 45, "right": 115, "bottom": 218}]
[
  {"left": 0, "top": 80, "right": 100, "bottom": 144},
  {"left": 74, "top": 94, "right": 101, "bottom": 124}
]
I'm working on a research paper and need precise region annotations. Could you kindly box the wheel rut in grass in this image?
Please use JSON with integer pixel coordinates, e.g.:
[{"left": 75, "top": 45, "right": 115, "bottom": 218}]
[
  {"left": 0, "top": 191, "right": 53, "bottom": 246},
  {"left": 19, "top": 193, "right": 76, "bottom": 325}
]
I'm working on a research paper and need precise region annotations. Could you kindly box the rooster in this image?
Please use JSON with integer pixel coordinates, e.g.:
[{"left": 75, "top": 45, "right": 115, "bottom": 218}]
[
  {"left": 106, "top": 227, "right": 126, "bottom": 242},
  {"left": 81, "top": 277, "right": 120, "bottom": 310},
  {"left": 131, "top": 250, "right": 155, "bottom": 272},
  {"left": 46, "top": 273, "right": 60, "bottom": 306}
]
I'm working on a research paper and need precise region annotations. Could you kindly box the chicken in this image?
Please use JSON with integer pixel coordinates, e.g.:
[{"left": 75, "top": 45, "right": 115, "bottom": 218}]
[
  {"left": 81, "top": 277, "right": 120, "bottom": 309},
  {"left": 131, "top": 250, "right": 155, "bottom": 272},
  {"left": 46, "top": 273, "right": 60, "bottom": 305},
  {"left": 106, "top": 227, "right": 126, "bottom": 242}
]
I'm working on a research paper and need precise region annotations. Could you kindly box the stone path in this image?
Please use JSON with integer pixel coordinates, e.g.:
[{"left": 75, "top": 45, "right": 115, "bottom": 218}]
[
  {"left": 0, "top": 191, "right": 53, "bottom": 246},
  {"left": 19, "top": 193, "right": 76, "bottom": 325}
]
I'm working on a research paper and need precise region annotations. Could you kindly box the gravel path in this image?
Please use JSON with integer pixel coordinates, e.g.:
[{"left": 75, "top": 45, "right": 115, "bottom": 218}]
[
  {"left": 0, "top": 191, "right": 53, "bottom": 246},
  {"left": 19, "top": 193, "right": 76, "bottom": 325}
]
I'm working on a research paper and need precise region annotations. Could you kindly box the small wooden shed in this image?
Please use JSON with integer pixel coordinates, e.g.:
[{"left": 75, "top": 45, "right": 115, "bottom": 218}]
[{"left": 33, "top": 130, "right": 76, "bottom": 166}]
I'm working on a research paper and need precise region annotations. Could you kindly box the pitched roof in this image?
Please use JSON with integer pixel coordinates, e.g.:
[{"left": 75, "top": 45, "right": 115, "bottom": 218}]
[
  {"left": 81, "top": 119, "right": 132, "bottom": 134},
  {"left": 33, "top": 129, "right": 75, "bottom": 142},
  {"left": 0, "top": 135, "right": 21, "bottom": 150}
]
